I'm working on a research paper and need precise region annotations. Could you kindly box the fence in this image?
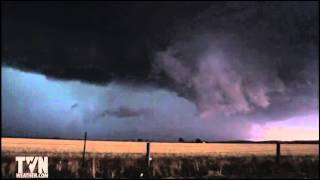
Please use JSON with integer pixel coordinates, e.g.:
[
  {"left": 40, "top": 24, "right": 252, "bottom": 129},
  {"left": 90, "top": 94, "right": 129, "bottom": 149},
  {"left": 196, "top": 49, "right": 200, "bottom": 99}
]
[
  {"left": 1, "top": 136, "right": 318, "bottom": 178},
  {"left": 78, "top": 132, "right": 317, "bottom": 178},
  {"left": 86, "top": 141, "right": 317, "bottom": 178}
]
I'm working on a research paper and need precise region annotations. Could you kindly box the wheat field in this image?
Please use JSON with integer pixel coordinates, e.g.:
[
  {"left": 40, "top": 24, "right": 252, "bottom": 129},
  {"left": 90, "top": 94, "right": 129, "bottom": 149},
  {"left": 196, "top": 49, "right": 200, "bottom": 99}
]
[{"left": 1, "top": 138, "right": 318, "bottom": 156}]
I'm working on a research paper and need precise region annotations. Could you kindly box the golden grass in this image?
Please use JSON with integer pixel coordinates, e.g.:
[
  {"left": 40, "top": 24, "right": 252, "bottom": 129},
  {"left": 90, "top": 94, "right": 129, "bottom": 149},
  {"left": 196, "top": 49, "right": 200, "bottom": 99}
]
[{"left": 1, "top": 138, "right": 318, "bottom": 156}]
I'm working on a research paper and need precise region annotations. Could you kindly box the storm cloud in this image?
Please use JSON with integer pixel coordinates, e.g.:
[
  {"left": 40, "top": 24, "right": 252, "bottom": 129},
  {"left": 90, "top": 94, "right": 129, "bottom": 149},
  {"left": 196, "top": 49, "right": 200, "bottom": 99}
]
[
  {"left": 100, "top": 106, "right": 152, "bottom": 118},
  {"left": 1, "top": 2, "right": 319, "bottom": 141}
]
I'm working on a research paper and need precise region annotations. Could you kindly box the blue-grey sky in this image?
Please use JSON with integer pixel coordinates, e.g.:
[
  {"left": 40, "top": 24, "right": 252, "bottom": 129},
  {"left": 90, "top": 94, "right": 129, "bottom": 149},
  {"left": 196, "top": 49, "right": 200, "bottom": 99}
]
[
  {"left": 2, "top": 66, "right": 318, "bottom": 141},
  {"left": 3, "top": 66, "right": 251, "bottom": 140}
]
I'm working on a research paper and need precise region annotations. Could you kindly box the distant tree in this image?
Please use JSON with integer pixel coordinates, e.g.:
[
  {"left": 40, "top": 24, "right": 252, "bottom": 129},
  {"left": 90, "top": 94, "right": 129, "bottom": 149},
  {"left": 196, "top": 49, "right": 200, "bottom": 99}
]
[
  {"left": 137, "top": 138, "right": 143, "bottom": 142},
  {"left": 195, "top": 138, "right": 203, "bottom": 143},
  {"left": 178, "top": 137, "right": 185, "bottom": 143}
]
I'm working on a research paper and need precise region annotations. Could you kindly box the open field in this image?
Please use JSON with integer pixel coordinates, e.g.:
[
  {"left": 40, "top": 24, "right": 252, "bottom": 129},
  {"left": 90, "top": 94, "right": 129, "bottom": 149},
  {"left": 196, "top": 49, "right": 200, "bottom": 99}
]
[
  {"left": 1, "top": 138, "right": 319, "bottom": 156},
  {"left": 1, "top": 138, "right": 319, "bottom": 178}
]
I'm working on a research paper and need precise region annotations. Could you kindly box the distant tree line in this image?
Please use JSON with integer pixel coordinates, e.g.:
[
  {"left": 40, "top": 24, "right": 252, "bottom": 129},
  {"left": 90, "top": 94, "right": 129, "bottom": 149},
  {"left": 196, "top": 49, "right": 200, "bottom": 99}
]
[
  {"left": 135, "top": 138, "right": 207, "bottom": 143},
  {"left": 180, "top": 138, "right": 207, "bottom": 143}
]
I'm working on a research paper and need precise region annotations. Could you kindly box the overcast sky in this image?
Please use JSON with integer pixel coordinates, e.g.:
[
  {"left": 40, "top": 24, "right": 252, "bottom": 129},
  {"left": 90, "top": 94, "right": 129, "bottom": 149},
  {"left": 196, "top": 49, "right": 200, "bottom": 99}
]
[{"left": 1, "top": 2, "right": 319, "bottom": 141}]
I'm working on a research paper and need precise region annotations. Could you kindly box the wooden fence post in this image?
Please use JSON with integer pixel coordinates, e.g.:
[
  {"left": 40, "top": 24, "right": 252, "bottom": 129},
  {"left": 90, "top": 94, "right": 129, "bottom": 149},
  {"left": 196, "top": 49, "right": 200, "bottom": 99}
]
[
  {"left": 276, "top": 142, "right": 281, "bottom": 165},
  {"left": 92, "top": 157, "right": 96, "bottom": 178},
  {"left": 144, "top": 142, "right": 151, "bottom": 178},
  {"left": 82, "top": 132, "right": 87, "bottom": 167},
  {"left": 146, "top": 142, "right": 151, "bottom": 168}
]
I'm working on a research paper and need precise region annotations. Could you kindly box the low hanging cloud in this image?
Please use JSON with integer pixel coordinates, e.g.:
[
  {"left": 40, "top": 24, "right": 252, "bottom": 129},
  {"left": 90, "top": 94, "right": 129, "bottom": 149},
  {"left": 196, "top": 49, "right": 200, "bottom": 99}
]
[
  {"left": 100, "top": 106, "right": 152, "bottom": 118},
  {"left": 154, "top": 35, "right": 283, "bottom": 118},
  {"left": 70, "top": 103, "right": 78, "bottom": 109},
  {"left": 152, "top": 2, "right": 318, "bottom": 121}
]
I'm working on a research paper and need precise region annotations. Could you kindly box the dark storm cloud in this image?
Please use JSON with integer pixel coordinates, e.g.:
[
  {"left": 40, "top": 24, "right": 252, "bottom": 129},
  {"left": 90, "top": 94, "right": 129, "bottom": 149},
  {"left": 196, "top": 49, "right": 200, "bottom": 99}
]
[
  {"left": 2, "top": 1, "right": 318, "bottom": 91},
  {"left": 2, "top": 1, "right": 210, "bottom": 84}
]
